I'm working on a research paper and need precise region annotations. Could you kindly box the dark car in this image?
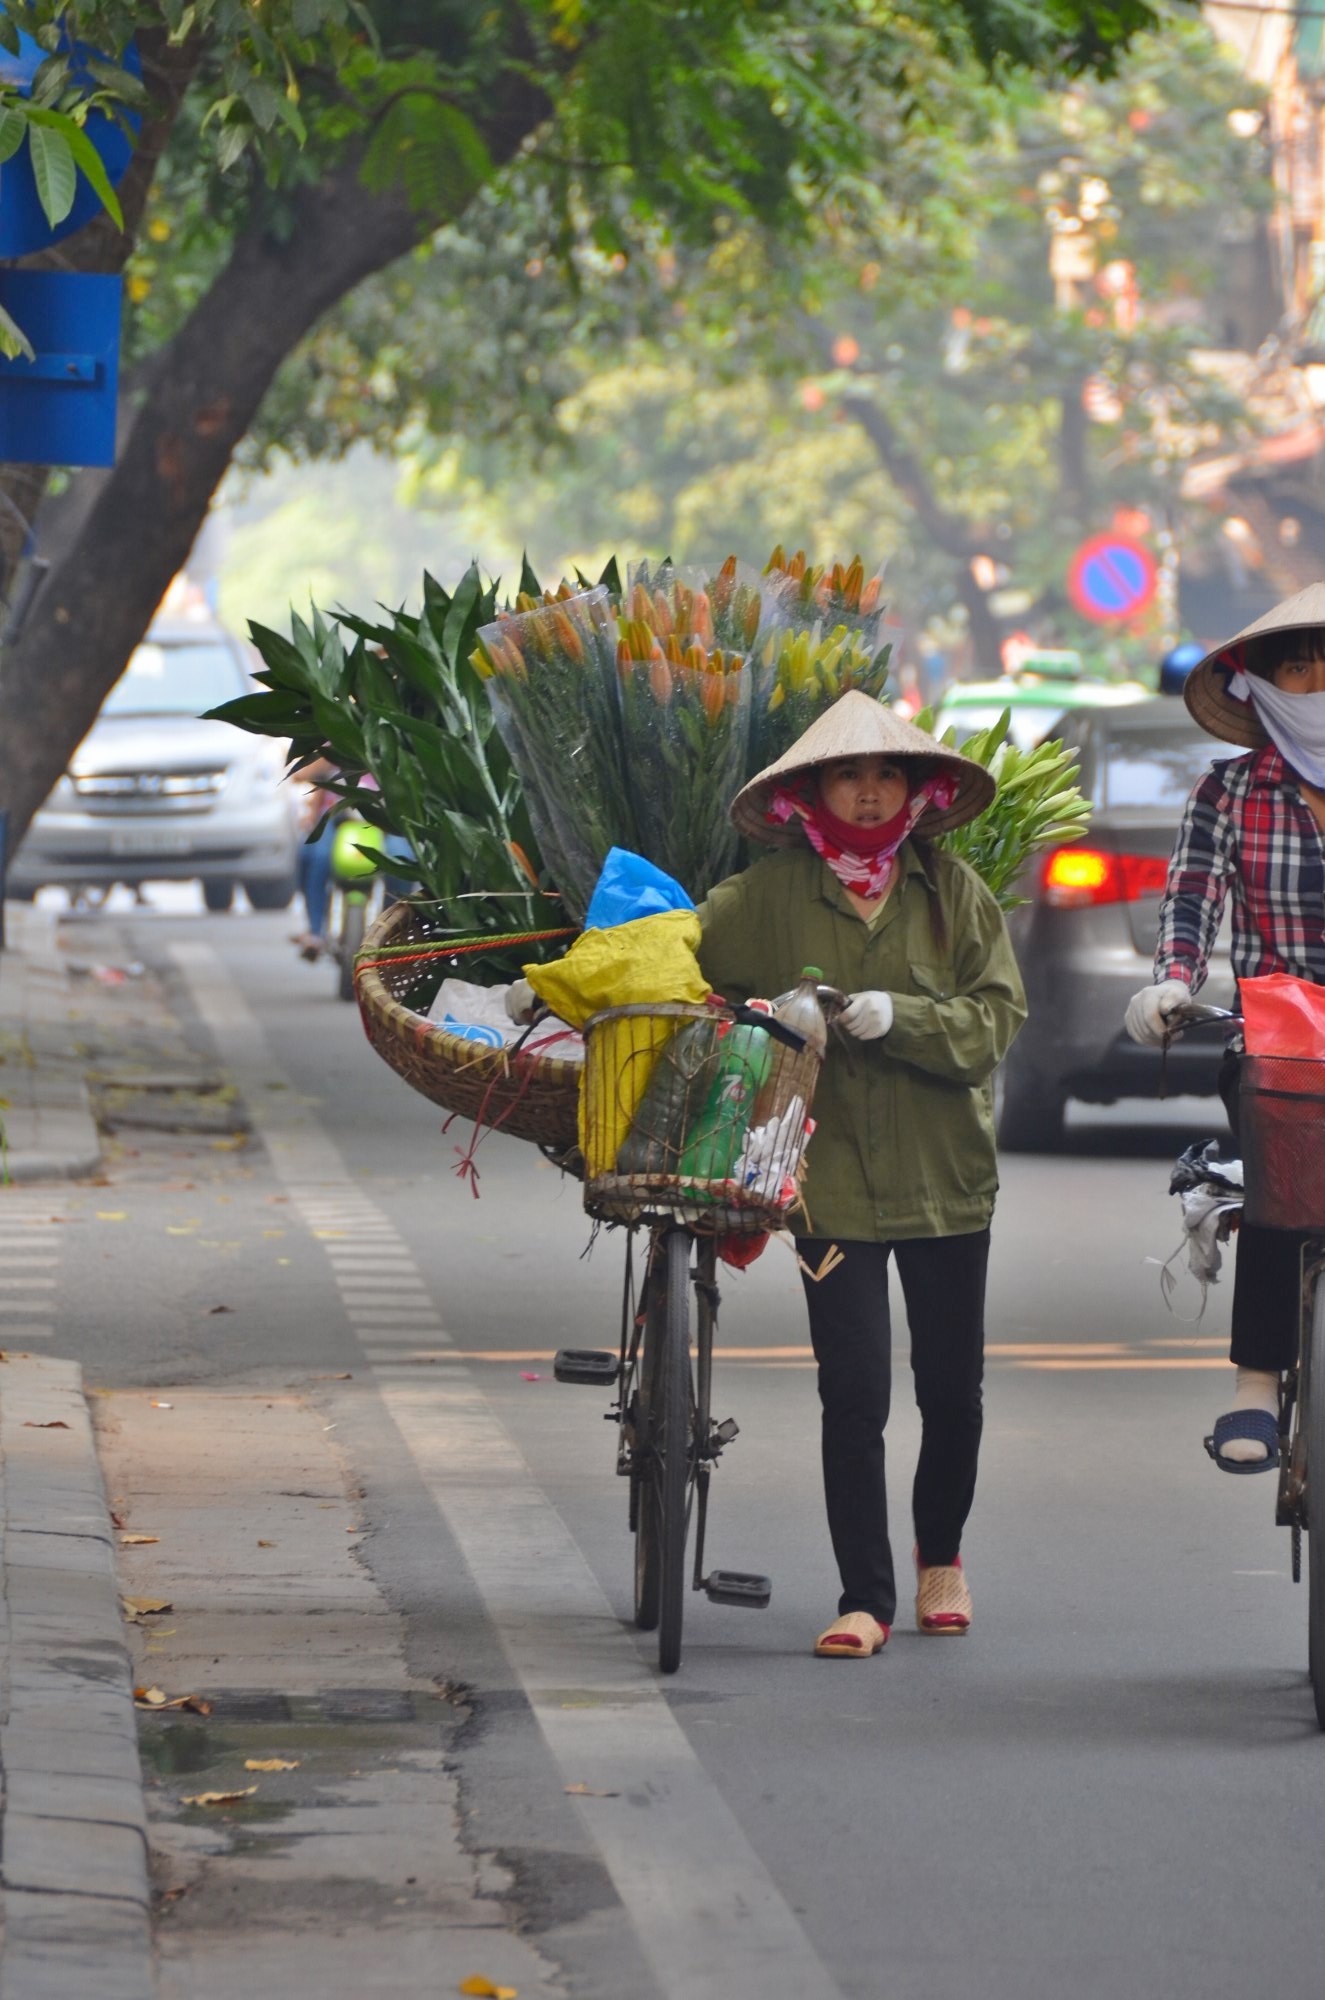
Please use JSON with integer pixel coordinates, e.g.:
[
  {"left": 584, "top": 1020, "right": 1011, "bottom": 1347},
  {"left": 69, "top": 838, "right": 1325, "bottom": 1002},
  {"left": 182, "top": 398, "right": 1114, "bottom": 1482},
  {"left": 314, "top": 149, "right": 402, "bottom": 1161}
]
[{"left": 996, "top": 699, "right": 1236, "bottom": 1150}]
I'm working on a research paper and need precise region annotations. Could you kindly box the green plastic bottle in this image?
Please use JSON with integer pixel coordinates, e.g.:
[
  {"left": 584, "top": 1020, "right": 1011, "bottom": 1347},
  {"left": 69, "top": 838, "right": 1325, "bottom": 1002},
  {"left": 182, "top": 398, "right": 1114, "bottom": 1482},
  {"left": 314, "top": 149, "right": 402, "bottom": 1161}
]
[{"left": 677, "top": 1022, "right": 773, "bottom": 1183}]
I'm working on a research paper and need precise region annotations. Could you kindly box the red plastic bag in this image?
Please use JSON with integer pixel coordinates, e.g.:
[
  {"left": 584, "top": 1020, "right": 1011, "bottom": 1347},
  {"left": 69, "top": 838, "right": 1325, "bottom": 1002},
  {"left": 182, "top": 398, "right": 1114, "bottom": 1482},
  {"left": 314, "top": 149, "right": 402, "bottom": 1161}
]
[{"left": 1240, "top": 973, "right": 1325, "bottom": 1059}]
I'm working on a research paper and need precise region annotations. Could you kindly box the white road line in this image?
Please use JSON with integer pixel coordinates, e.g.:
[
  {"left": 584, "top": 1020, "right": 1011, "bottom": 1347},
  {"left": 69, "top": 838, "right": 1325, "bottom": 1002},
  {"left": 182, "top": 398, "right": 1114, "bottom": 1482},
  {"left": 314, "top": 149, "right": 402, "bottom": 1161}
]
[
  {"left": 170, "top": 938, "right": 843, "bottom": 2000},
  {"left": 0, "top": 1278, "right": 56, "bottom": 1289},
  {"left": 0, "top": 1300, "right": 60, "bottom": 1313},
  {"left": 0, "top": 1325, "right": 54, "bottom": 1341}
]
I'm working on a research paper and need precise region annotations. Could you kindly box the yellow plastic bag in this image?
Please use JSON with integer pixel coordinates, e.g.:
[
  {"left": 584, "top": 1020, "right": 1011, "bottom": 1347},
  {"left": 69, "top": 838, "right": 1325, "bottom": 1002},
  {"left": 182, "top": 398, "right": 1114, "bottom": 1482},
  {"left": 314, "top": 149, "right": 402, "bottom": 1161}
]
[{"left": 525, "top": 911, "right": 710, "bottom": 1177}]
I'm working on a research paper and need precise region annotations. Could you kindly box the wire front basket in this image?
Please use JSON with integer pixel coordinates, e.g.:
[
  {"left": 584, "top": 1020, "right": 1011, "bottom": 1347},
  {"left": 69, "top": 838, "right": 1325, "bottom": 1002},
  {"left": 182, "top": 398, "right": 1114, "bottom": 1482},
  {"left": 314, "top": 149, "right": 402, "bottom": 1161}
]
[
  {"left": 581, "top": 1001, "right": 823, "bottom": 1234},
  {"left": 1241, "top": 1054, "right": 1325, "bottom": 1232}
]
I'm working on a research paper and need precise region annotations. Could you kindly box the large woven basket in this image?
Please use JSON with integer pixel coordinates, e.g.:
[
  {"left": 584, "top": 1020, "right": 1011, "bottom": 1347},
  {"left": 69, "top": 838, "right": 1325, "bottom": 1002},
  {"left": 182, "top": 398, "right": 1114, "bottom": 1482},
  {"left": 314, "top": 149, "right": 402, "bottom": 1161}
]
[{"left": 353, "top": 901, "right": 582, "bottom": 1156}]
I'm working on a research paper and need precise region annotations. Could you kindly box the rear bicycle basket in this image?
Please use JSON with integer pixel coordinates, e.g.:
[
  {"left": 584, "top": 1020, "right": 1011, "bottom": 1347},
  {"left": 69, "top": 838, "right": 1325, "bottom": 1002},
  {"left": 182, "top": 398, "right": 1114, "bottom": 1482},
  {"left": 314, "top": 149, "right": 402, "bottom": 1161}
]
[
  {"left": 1240, "top": 1054, "right": 1325, "bottom": 1231},
  {"left": 581, "top": 1001, "right": 822, "bottom": 1235}
]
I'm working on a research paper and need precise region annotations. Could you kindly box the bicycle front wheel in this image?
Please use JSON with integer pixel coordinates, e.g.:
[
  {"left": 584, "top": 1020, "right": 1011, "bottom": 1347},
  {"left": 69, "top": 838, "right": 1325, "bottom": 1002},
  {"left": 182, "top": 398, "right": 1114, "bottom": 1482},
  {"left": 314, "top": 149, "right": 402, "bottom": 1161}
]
[
  {"left": 635, "top": 1228, "right": 695, "bottom": 1674},
  {"left": 1308, "top": 1268, "right": 1325, "bottom": 1729}
]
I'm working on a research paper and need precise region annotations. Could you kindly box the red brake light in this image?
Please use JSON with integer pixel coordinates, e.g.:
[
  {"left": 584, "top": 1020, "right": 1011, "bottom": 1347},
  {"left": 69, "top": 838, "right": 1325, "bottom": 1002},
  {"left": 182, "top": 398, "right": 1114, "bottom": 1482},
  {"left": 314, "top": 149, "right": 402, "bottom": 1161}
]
[{"left": 1041, "top": 848, "right": 1169, "bottom": 907}]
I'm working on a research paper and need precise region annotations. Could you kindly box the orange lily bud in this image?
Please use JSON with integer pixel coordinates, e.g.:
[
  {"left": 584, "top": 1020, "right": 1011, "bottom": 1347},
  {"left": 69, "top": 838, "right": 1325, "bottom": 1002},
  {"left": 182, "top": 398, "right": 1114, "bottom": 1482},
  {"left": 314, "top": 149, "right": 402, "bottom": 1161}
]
[
  {"left": 665, "top": 633, "right": 684, "bottom": 666},
  {"left": 701, "top": 674, "right": 726, "bottom": 725},
  {"left": 649, "top": 657, "right": 673, "bottom": 705},
  {"left": 860, "top": 576, "right": 882, "bottom": 615},
  {"left": 552, "top": 609, "right": 584, "bottom": 663}
]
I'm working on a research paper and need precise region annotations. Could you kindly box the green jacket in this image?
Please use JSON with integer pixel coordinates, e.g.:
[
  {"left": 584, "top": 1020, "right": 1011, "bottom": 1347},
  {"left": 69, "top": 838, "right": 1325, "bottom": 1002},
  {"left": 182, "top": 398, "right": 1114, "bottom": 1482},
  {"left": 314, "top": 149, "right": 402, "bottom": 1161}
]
[{"left": 695, "top": 843, "right": 1027, "bottom": 1242}]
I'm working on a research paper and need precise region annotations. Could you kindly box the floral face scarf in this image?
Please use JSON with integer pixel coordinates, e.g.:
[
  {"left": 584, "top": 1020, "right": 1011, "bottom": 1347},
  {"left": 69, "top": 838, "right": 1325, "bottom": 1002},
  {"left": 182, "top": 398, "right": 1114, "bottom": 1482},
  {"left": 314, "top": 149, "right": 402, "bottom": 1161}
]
[{"left": 767, "top": 770, "right": 958, "bottom": 900}]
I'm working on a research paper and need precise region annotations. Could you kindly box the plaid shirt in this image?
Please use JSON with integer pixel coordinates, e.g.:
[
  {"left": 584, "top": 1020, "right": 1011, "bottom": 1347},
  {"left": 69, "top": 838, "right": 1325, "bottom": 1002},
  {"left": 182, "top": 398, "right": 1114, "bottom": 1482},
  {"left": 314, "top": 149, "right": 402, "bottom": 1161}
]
[{"left": 1155, "top": 745, "right": 1325, "bottom": 992}]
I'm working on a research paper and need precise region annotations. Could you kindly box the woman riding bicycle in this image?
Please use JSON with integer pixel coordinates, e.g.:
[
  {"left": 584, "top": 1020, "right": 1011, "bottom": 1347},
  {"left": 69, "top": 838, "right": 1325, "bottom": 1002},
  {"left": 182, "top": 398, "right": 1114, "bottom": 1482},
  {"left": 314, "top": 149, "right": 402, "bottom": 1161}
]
[
  {"left": 1126, "top": 584, "right": 1325, "bottom": 1470},
  {"left": 696, "top": 693, "right": 1026, "bottom": 1658}
]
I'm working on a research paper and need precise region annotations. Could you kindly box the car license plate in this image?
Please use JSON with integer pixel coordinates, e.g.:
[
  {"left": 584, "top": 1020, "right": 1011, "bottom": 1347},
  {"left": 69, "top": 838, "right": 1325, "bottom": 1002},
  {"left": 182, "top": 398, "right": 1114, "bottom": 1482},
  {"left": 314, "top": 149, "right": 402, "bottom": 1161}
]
[{"left": 108, "top": 829, "right": 193, "bottom": 856}]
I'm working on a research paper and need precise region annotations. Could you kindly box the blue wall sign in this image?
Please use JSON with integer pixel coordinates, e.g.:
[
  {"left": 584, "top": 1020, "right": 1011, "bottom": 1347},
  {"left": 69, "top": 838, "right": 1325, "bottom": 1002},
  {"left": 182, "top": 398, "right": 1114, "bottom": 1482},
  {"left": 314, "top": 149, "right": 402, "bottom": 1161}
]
[
  {"left": 0, "top": 271, "right": 122, "bottom": 466},
  {"left": 0, "top": 32, "right": 140, "bottom": 256}
]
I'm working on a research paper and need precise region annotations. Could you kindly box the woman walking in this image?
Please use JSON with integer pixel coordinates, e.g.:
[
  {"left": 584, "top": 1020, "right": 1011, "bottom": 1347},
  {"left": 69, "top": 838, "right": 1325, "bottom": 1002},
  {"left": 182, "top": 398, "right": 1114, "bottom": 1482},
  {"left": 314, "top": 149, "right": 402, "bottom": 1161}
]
[{"left": 697, "top": 692, "right": 1026, "bottom": 1658}]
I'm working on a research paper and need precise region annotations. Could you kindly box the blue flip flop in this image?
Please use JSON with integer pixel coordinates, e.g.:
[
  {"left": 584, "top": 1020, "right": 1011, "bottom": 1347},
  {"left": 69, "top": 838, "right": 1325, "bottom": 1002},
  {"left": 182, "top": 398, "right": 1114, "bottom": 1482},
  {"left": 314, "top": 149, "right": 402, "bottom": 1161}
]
[{"left": 1205, "top": 1408, "right": 1280, "bottom": 1474}]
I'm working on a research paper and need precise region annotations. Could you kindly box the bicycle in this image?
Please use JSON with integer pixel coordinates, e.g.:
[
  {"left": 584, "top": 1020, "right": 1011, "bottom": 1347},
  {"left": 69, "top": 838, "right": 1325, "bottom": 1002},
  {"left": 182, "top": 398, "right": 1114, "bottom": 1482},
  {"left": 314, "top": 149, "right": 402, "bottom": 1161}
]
[
  {"left": 552, "top": 992, "right": 834, "bottom": 1674},
  {"left": 1164, "top": 996, "right": 1325, "bottom": 1729}
]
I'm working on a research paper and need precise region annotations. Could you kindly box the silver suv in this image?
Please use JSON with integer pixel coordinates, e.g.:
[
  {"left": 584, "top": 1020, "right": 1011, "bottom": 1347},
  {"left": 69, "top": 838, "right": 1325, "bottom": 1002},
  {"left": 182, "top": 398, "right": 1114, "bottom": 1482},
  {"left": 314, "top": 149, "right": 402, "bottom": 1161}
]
[{"left": 8, "top": 620, "right": 300, "bottom": 911}]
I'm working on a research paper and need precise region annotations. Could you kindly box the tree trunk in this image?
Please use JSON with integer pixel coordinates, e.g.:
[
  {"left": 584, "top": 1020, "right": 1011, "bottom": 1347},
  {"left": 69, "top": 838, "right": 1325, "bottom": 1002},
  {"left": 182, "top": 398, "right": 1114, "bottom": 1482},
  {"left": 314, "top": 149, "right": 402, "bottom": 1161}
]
[
  {"left": 840, "top": 392, "right": 1006, "bottom": 673},
  {"left": 0, "top": 79, "right": 548, "bottom": 855}
]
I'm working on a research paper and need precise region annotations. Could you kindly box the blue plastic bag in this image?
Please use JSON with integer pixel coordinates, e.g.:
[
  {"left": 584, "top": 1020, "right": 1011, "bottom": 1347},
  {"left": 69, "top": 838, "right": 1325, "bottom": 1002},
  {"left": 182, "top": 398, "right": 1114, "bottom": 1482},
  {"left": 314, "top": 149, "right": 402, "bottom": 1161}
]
[{"left": 584, "top": 847, "right": 694, "bottom": 931}]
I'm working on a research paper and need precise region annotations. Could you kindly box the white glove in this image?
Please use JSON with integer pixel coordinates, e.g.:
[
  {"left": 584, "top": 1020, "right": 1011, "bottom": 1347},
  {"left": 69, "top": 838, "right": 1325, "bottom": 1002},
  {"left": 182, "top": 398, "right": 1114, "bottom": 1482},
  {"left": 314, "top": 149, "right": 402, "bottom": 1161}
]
[
  {"left": 840, "top": 990, "right": 894, "bottom": 1041},
  {"left": 1124, "top": 978, "right": 1190, "bottom": 1048},
  {"left": 505, "top": 976, "right": 537, "bottom": 1025}
]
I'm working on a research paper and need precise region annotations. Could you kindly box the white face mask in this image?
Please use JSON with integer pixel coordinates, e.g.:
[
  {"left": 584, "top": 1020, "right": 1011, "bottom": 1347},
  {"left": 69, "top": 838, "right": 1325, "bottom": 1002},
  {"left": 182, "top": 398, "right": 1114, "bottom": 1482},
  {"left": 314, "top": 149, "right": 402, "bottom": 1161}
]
[{"left": 1229, "top": 670, "right": 1325, "bottom": 788}]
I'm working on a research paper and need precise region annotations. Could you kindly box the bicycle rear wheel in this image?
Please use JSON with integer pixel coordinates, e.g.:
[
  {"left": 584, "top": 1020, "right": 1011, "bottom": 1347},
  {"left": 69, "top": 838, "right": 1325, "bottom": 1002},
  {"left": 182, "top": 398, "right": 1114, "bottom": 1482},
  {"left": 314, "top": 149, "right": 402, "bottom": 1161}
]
[
  {"left": 1308, "top": 1269, "right": 1325, "bottom": 1729},
  {"left": 634, "top": 1228, "right": 694, "bottom": 1673}
]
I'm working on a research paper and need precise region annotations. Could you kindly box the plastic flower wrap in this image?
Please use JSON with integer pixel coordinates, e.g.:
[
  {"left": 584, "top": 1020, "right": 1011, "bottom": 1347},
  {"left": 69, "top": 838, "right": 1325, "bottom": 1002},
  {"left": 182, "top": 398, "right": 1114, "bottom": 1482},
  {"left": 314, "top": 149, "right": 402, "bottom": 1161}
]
[
  {"left": 625, "top": 556, "right": 774, "bottom": 658},
  {"left": 472, "top": 585, "right": 639, "bottom": 920},
  {"left": 750, "top": 621, "right": 893, "bottom": 773},
  {"left": 762, "top": 545, "right": 890, "bottom": 658},
  {"left": 614, "top": 591, "right": 751, "bottom": 899}
]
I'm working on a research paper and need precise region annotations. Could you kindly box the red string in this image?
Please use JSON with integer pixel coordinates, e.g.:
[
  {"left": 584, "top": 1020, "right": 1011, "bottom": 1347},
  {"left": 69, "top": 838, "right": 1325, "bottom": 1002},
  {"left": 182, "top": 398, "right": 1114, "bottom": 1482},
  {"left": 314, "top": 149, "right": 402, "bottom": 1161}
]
[{"left": 353, "top": 927, "right": 578, "bottom": 981}]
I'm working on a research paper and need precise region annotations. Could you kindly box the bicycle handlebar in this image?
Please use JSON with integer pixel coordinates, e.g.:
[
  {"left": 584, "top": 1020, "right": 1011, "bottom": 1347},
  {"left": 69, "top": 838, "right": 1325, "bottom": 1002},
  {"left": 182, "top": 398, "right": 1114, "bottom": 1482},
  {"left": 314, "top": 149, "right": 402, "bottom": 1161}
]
[{"left": 1164, "top": 1000, "right": 1243, "bottom": 1029}]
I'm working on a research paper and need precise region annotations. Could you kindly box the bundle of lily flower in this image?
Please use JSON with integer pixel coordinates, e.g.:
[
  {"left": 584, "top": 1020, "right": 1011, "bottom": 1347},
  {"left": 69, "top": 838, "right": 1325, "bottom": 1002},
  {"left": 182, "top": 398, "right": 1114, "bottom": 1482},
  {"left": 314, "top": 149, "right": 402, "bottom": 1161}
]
[
  {"left": 470, "top": 544, "right": 904, "bottom": 911},
  {"left": 473, "top": 583, "right": 641, "bottom": 918},
  {"left": 614, "top": 573, "right": 752, "bottom": 898}
]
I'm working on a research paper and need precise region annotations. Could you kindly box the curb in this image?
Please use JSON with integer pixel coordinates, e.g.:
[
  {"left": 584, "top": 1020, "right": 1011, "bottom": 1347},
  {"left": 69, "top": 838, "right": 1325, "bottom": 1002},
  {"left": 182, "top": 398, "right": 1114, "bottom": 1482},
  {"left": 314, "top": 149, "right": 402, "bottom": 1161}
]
[
  {"left": 0, "top": 905, "right": 103, "bottom": 1184},
  {"left": 0, "top": 1356, "right": 153, "bottom": 2000}
]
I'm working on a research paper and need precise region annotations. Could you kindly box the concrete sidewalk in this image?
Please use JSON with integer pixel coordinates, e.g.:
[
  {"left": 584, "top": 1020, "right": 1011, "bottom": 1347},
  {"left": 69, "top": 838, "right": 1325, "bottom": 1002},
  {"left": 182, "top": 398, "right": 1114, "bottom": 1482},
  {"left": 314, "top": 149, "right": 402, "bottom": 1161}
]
[
  {"left": 0, "top": 1353, "right": 152, "bottom": 2000},
  {"left": 0, "top": 906, "right": 103, "bottom": 1184}
]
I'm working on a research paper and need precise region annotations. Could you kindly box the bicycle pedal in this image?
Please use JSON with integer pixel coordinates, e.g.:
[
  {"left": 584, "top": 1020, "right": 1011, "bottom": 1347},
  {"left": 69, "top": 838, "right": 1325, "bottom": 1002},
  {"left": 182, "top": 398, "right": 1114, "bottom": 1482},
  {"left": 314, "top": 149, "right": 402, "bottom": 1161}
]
[
  {"left": 553, "top": 1348, "right": 618, "bottom": 1386},
  {"left": 703, "top": 1570, "right": 771, "bottom": 1609}
]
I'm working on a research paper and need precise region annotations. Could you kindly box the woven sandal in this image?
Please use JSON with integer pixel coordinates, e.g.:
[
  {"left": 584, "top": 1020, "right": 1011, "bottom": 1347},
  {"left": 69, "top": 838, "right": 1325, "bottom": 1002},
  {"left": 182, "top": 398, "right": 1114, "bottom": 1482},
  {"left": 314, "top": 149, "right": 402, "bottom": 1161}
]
[
  {"left": 915, "top": 1552, "right": 972, "bottom": 1635},
  {"left": 1206, "top": 1408, "right": 1279, "bottom": 1474},
  {"left": 813, "top": 1611, "right": 889, "bottom": 1659}
]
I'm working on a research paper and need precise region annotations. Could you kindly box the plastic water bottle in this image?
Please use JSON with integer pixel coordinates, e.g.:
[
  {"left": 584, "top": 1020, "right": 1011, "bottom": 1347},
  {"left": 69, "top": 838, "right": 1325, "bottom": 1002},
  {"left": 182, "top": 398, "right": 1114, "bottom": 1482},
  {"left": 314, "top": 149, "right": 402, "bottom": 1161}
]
[
  {"left": 752, "top": 967, "right": 828, "bottom": 1127},
  {"left": 775, "top": 967, "right": 828, "bottom": 1058}
]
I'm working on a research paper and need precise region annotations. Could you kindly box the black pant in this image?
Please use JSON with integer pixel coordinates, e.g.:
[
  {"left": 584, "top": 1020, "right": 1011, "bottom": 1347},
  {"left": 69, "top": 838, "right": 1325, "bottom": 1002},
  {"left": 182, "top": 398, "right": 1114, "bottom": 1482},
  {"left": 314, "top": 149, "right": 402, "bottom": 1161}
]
[
  {"left": 1220, "top": 1052, "right": 1301, "bottom": 1373},
  {"left": 796, "top": 1231, "right": 989, "bottom": 1627}
]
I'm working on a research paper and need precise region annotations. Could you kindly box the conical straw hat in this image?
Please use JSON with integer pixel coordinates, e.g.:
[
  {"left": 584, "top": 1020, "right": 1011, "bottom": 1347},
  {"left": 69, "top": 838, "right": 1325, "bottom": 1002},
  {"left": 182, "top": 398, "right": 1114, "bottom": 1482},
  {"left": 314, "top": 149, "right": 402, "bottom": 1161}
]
[
  {"left": 731, "top": 691, "right": 995, "bottom": 845},
  {"left": 1184, "top": 582, "right": 1325, "bottom": 748}
]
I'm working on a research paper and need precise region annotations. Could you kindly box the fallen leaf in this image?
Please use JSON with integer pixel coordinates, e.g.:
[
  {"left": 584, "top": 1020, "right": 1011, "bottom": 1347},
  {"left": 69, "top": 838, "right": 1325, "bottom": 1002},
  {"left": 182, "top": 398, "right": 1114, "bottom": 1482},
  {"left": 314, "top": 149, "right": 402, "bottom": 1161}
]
[
  {"left": 23, "top": 1419, "right": 70, "bottom": 1429},
  {"left": 244, "top": 1758, "right": 298, "bottom": 1772},
  {"left": 166, "top": 1226, "right": 196, "bottom": 1236},
  {"left": 459, "top": 1981, "right": 518, "bottom": 2000},
  {"left": 181, "top": 1787, "right": 257, "bottom": 1808},
  {"left": 257, "top": 1539, "right": 275, "bottom": 1548},
  {"left": 207, "top": 1304, "right": 234, "bottom": 1315},
  {"left": 313, "top": 1372, "right": 352, "bottom": 1381},
  {"left": 121, "top": 1595, "right": 173, "bottom": 1619},
  {"left": 563, "top": 1784, "right": 620, "bottom": 1797},
  {"left": 210, "top": 1135, "right": 246, "bottom": 1151},
  {"left": 120, "top": 1534, "right": 159, "bottom": 1546},
  {"left": 110, "top": 1511, "right": 126, "bottom": 1530},
  {"left": 139, "top": 1692, "right": 210, "bottom": 1715},
  {"left": 97, "top": 1211, "right": 128, "bottom": 1221}
]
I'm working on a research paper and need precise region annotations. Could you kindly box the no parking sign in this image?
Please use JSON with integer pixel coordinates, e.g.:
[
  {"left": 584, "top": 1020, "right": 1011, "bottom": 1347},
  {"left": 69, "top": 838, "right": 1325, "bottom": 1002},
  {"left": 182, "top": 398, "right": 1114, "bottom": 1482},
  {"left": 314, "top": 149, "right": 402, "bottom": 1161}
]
[{"left": 1066, "top": 533, "right": 1158, "bottom": 623}]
